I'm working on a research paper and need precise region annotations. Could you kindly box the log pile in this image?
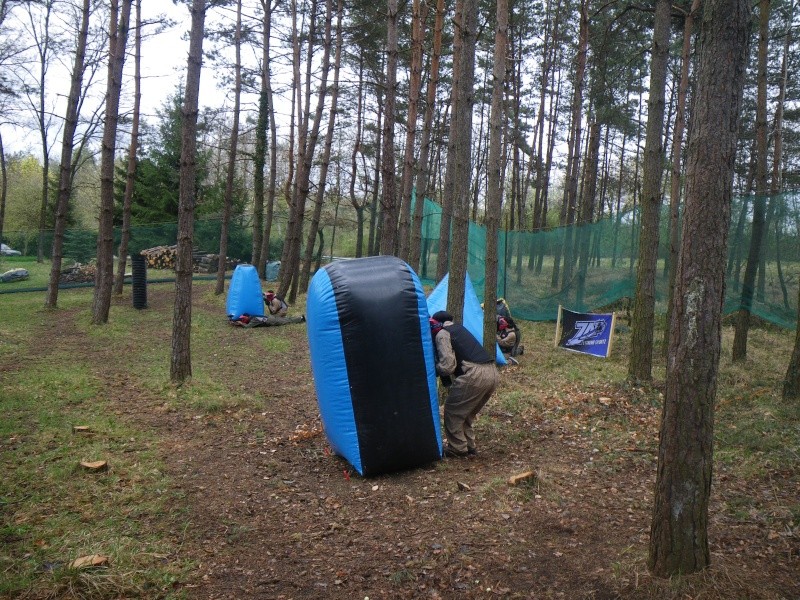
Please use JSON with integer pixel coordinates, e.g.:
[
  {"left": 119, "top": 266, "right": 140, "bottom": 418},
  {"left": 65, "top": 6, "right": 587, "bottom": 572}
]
[
  {"left": 59, "top": 263, "right": 96, "bottom": 284},
  {"left": 139, "top": 246, "right": 240, "bottom": 273},
  {"left": 141, "top": 245, "right": 178, "bottom": 270},
  {"left": 194, "top": 253, "right": 218, "bottom": 273},
  {"left": 192, "top": 252, "right": 240, "bottom": 273}
]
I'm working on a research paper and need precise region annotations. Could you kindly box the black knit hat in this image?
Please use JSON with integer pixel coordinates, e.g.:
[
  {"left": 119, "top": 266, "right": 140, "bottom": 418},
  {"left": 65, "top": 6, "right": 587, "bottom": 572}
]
[{"left": 432, "top": 310, "right": 453, "bottom": 323}]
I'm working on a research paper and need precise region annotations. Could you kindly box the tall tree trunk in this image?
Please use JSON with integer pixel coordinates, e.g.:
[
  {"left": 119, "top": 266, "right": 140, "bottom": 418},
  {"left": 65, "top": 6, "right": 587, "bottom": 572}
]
[
  {"left": 35, "top": 1, "right": 53, "bottom": 264},
  {"left": 576, "top": 121, "right": 600, "bottom": 307},
  {"left": 648, "top": 0, "right": 750, "bottom": 576},
  {"left": 770, "top": 0, "right": 790, "bottom": 197},
  {"left": 46, "top": 0, "right": 90, "bottom": 309},
  {"left": 410, "top": 0, "right": 443, "bottom": 272},
  {"left": 483, "top": 0, "right": 508, "bottom": 354},
  {"left": 627, "top": 0, "right": 671, "bottom": 382},
  {"left": 552, "top": 0, "right": 587, "bottom": 291},
  {"left": 299, "top": 0, "right": 342, "bottom": 293},
  {"left": 531, "top": 0, "right": 559, "bottom": 235},
  {"left": 779, "top": 0, "right": 800, "bottom": 398},
  {"left": 0, "top": 133, "right": 6, "bottom": 248},
  {"left": 259, "top": 0, "right": 279, "bottom": 274},
  {"left": 215, "top": 0, "right": 243, "bottom": 296},
  {"left": 610, "top": 121, "right": 627, "bottom": 269},
  {"left": 444, "top": 0, "right": 477, "bottom": 322},
  {"left": 379, "top": 0, "right": 399, "bottom": 256},
  {"left": 397, "top": 0, "right": 423, "bottom": 262},
  {"left": 279, "top": 0, "right": 315, "bottom": 292},
  {"left": 368, "top": 89, "right": 383, "bottom": 257},
  {"left": 536, "top": 65, "right": 563, "bottom": 274},
  {"left": 471, "top": 71, "right": 487, "bottom": 223},
  {"left": 171, "top": 0, "right": 207, "bottom": 384},
  {"left": 663, "top": 0, "right": 700, "bottom": 354},
  {"left": 785, "top": 279, "right": 800, "bottom": 399},
  {"left": 253, "top": 0, "right": 275, "bottom": 274},
  {"left": 732, "top": 0, "right": 770, "bottom": 362},
  {"left": 281, "top": 0, "right": 301, "bottom": 211},
  {"left": 435, "top": 0, "right": 463, "bottom": 282},
  {"left": 92, "top": 0, "right": 132, "bottom": 325},
  {"left": 349, "top": 56, "right": 367, "bottom": 258},
  {"left": 281, "top": 0, "right": 333, "bottom": 303},
  {"left": 114, "top": 0, "right": 142, "bottom": 296},
  {"left": 629, "top": 89, "right": 645, "bottom": 276}
]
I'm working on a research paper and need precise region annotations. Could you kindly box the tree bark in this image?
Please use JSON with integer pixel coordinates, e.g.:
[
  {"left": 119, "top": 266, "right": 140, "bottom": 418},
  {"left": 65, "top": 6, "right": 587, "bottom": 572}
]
[
  {"left": 435, "top": 0, "right": 463, "bottom": 283},
  {"left": 648, "top": 0, "right": 750, "bottom": 576},
  {"left": 444, "top": 0, "right": 477, "bottom": 322},
  {"left": 663, "top": 0, "right": 700, "bottom": 354},
  {"left": 279, "top": 0, "right": 316, "bottom": 294},
  {"left": 576, "top": 121, "right": 600, "bottom": 307},
  {"left": 627, "top": 0, "right": 671, "bottom": 382},
  {"left": 368, "top": 88, "right": 383, "bottom": 256},
  {"left": 46, "top": 0, "right": 90, "bottom": 309},
  {"left": 280, "top": 0, "right": 333, "bottom": 302},
  {"left": 732, "top": 0, "right": 770, "bottom": 362},
  {"left": 379, "top": 0, "right": 399, "bottom": 256},
  {"left": 34, "top": 0, "right": 53, "bottom": 264},
  {"left": 551, "top": 0, "right": 587, "bottom": 290},
  {"left": 258, "top": 0, "right": 279, "bottom": 275},
  {"left": 92, "top": 0, "right": 132, "bottom": 325},
  {"left": 409, "top": 0, "right": 443, "bottom": 272},
  {"left": 0, "top": 133, "right": 6, "bottom": 248},
  {"left": 397, "top": 0, "right": 423, "bottom": 262},
  {"left": 214, "top": 0, "right": 242, "bottom": 296},
  {"left": 349, "top": 56, "right": 367, "bottom": 258},
  {"left": 483, "top": 0, "right": 508, "bottom": 355},
  {"left": 171, "top": 0, "right": 208, "bottom": 384},
  {"left": 114, "top": 0, "right": 142, "bottom": 296},
  {"left": 779, "top": 1, "right": 799, "bottom": 398},
  {"left": 299, "top": 0, "right": 342, "bottom": 293},
  {"left": 253, "top": 0, "right": 275, "bottom": 274}
]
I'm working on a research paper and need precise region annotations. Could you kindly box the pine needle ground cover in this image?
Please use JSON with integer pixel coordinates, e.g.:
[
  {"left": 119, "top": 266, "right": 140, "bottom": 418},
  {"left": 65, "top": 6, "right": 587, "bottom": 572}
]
[{"left": 0, "top": 280, "right": 797, "bottom": 599}]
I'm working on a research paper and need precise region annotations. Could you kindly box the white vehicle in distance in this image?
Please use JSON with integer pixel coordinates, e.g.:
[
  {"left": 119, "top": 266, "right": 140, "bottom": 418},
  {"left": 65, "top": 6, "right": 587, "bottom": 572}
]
[{"left": 1, "top": 243, "right": 21, "bottom": 256}]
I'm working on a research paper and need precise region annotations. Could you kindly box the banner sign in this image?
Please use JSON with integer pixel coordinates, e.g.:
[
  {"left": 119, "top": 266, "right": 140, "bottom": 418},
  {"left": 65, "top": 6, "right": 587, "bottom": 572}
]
[{"left": 554, "top": 305, "right": 616, "bottom": 358}]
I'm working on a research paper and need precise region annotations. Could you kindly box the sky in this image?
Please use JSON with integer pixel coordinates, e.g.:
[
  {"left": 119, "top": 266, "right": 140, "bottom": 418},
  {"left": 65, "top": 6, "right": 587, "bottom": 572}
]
[
  {"left": 3, "top": 1, "right": 229, "bottom": 156},
  {"left": 137, "top": 2, "right": 226, "bottom": 122}
]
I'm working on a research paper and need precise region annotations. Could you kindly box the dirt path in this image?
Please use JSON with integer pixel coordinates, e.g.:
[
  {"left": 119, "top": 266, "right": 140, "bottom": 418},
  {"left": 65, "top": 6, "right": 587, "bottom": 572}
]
[{"left": 45, "top": 286, "right": 800, "bottom": 599}]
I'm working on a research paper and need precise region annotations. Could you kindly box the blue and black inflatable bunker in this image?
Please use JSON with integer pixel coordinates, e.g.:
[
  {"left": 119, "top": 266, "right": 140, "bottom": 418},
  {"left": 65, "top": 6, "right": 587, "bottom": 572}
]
[
  {"left": 226, "top": 264, "right": 264, "bottom": 319},
  {"left": 306, "top": 256, "right": 442, "bottom": 476}
]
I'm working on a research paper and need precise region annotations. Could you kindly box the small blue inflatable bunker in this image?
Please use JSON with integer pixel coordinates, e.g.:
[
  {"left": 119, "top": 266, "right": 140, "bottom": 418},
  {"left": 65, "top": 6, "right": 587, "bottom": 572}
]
[
  {"left": 226, "top": 264, "right": 264, "bottom": 319},
  {"left": 306, "top": 256, "right": 442, "bottom": 476}
]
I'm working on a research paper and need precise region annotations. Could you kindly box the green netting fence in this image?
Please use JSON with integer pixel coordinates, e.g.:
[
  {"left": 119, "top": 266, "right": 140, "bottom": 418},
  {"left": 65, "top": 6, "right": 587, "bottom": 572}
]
[
  {"left": 2, "top": 189, "right": 799, "bottom": 330},
  {"left": 414, "top": 191, "right": 800, "bottom": 329}
]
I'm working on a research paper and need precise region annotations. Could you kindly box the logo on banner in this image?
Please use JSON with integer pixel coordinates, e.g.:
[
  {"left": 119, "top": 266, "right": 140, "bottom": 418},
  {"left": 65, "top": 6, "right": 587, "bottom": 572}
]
[
  {"left": 564, "top": 319, "right": 607, "bottom": 347},
  {"left": 555, "top": 306, "right": 616, "bottom": 358}
]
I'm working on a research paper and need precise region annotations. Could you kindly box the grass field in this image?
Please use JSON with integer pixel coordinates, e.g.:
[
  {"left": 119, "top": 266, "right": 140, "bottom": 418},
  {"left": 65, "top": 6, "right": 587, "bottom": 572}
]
[{"left": 0, "top": 276, "right": 797, "bottom": 599}]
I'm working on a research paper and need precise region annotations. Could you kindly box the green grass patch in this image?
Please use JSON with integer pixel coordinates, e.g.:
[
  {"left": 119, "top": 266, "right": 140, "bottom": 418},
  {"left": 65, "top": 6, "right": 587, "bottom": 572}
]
[
  {"left": 0, "top": 292, "right": 192, "bottom": 598},
  {"left": 169, "top": 376, "right": 262, "bottom": 413},
  {"left": 0, "top": 256, "right": 52, "bottom": 289}
]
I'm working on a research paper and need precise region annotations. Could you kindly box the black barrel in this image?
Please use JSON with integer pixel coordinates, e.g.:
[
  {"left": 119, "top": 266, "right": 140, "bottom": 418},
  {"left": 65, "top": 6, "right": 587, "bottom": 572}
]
[{"left": 131, "top": 254, "right": 148, "bottom": 309}]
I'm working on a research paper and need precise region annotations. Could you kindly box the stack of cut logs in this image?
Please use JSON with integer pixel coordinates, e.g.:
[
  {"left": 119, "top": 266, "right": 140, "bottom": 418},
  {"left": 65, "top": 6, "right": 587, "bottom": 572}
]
[
  {"left": 59, "top": 263, "right": 97, "bottom": 284},
  {"left": 141, "top": 245, "right": 178, "bottom": 270},
  {"left": 140, "top": 245, "right": 240, "bottom": 273}
]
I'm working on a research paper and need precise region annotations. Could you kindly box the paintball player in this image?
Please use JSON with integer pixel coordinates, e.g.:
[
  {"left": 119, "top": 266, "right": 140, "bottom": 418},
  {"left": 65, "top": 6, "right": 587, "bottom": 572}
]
[
  {"left": 429, "top": 310, "right": 499, "bottom": 458},
  {"left": 264, "top": 290, "right": 290, "bottom": 317},
  {"left": 496, "top": 315, "right": 517, "bottom": 354},
  {"left": 245, "top": 290, "right": 305, "bottom": 326}
]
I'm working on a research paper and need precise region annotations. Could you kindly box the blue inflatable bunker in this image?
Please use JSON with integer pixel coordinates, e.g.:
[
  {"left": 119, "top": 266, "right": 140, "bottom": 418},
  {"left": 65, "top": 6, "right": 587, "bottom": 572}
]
[
  {"left": 226, "top": 264, "right": 264, "bottom": 319},
  {"left": 306, "top": 256, "right": 442, "bottom": 476}
]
